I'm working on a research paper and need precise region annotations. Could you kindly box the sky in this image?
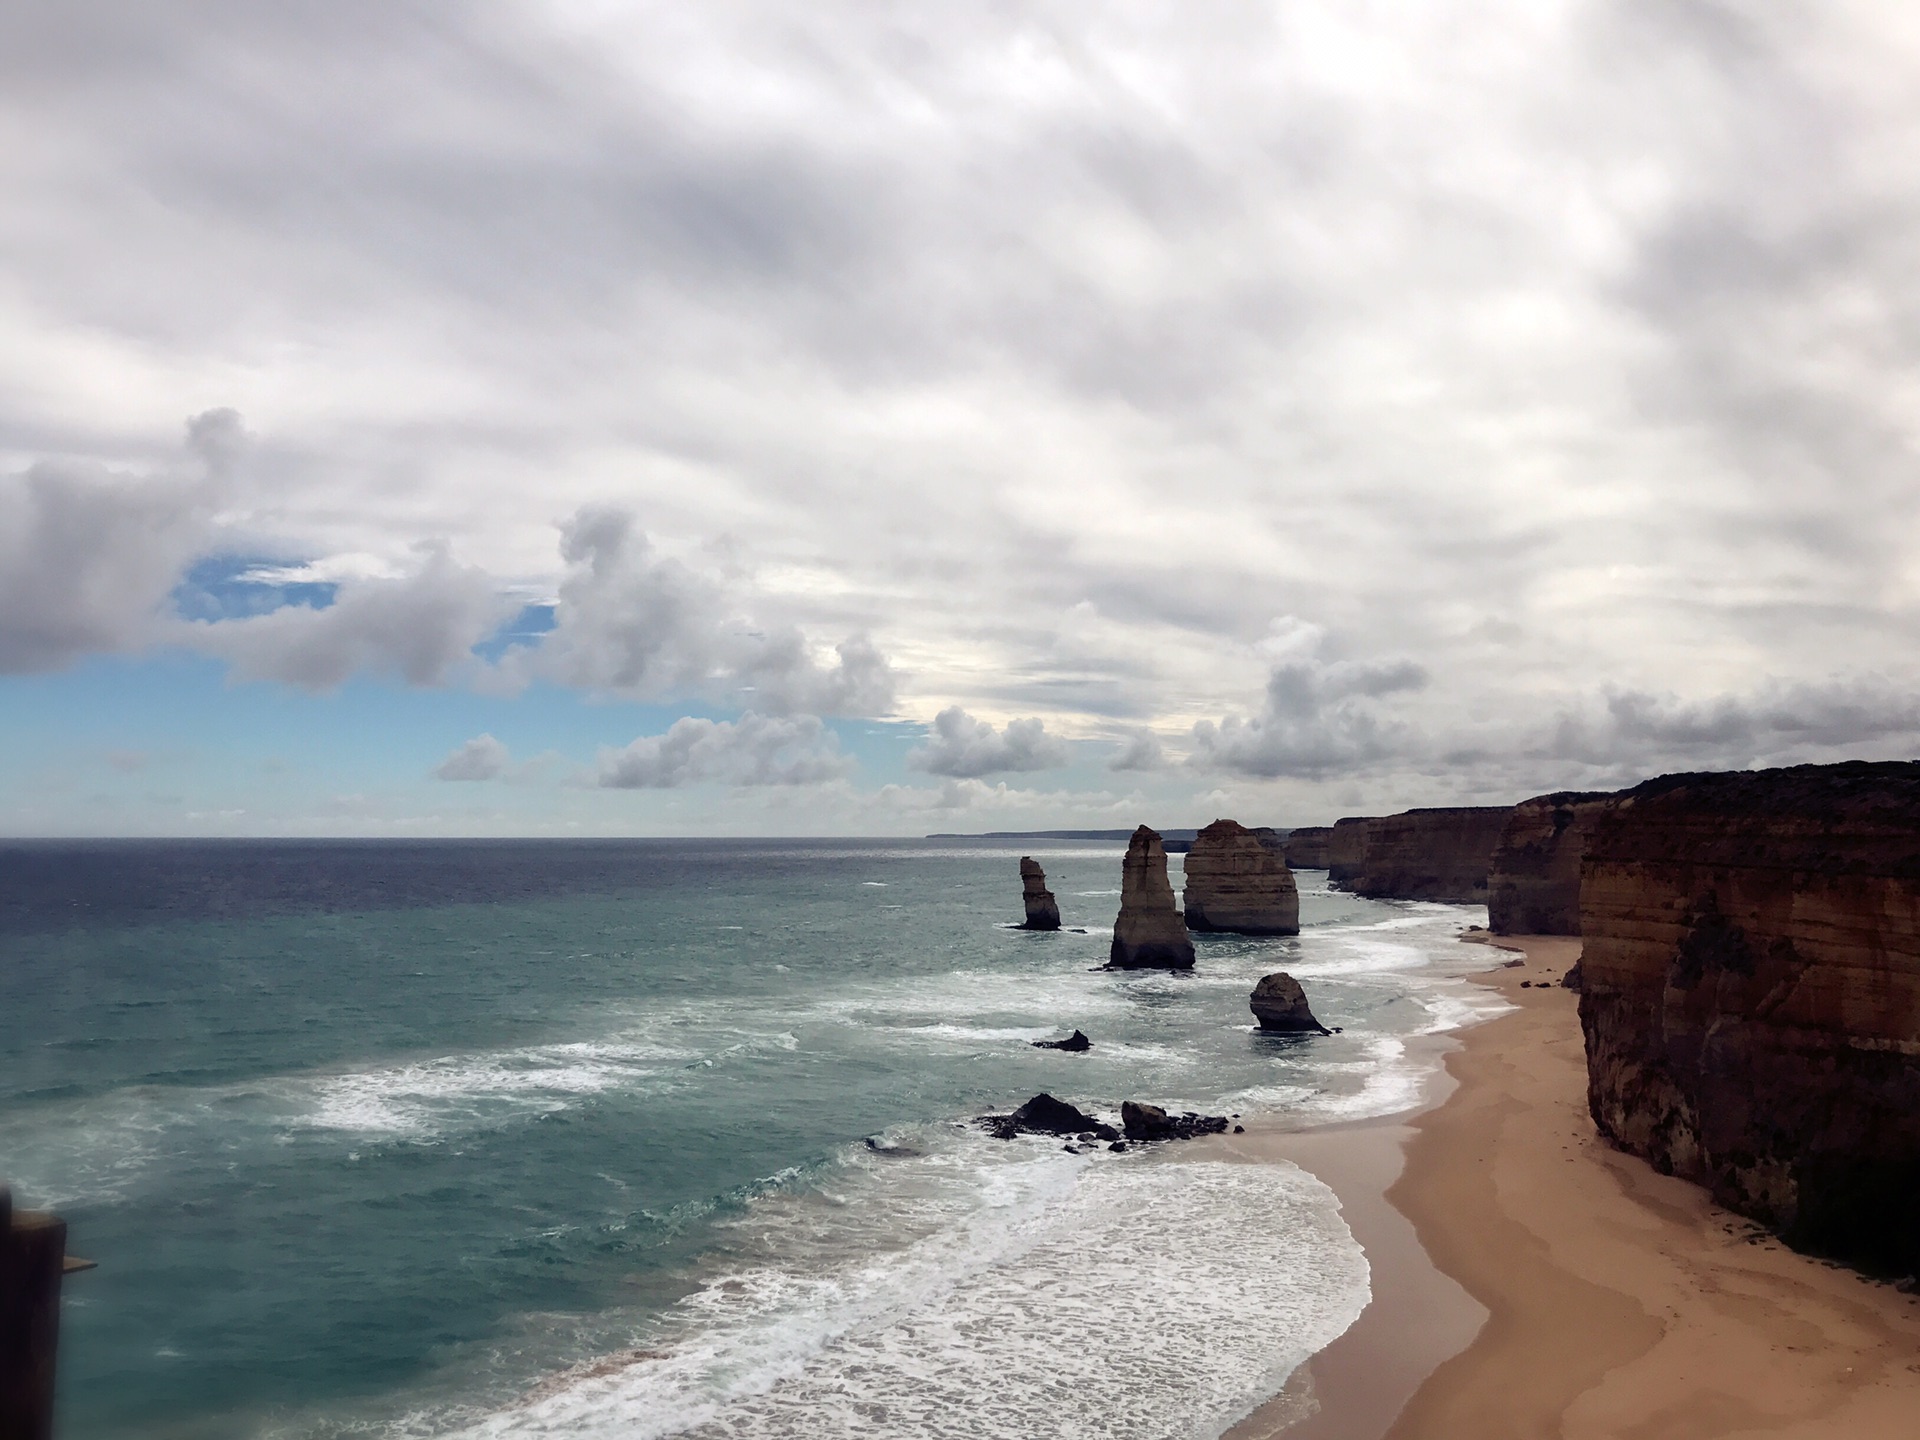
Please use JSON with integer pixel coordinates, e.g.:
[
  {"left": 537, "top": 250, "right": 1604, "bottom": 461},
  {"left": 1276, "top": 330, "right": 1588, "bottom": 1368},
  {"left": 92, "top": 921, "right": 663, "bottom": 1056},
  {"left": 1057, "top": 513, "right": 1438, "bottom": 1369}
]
[{"left": 5, "top": 0, "right": 1920, "bottom": 836}]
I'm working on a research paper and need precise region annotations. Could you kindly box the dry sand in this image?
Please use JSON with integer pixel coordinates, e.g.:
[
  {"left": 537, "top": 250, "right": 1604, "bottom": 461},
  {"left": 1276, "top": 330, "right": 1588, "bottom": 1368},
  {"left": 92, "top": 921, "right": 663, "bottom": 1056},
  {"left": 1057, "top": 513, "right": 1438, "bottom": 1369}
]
[{"left": 1232, "top": 933, "right": 1920, "bottom": 1439}]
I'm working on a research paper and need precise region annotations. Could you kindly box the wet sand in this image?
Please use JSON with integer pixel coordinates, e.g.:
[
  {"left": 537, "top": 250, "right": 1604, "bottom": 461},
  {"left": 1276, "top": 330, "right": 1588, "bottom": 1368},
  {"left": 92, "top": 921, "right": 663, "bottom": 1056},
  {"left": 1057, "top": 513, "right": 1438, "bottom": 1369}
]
[{"left": 1231, "top": 932, "right": 1920, "bottom": 1439}]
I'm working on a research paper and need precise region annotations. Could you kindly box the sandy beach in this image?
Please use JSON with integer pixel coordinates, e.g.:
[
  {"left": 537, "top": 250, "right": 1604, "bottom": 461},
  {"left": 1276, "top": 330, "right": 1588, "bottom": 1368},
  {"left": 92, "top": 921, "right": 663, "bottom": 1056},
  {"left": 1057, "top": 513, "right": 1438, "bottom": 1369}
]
[{"left": 1224, "top": 934, "right": 1920, "bottom": 1439}]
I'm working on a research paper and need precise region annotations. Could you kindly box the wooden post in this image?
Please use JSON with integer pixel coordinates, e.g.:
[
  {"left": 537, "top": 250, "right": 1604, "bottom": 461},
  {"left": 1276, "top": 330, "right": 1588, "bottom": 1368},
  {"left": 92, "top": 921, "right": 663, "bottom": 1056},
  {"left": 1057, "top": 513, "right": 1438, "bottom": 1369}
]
[{"left": 2, "top": 1188, "right": 70, "bottom": 1440}]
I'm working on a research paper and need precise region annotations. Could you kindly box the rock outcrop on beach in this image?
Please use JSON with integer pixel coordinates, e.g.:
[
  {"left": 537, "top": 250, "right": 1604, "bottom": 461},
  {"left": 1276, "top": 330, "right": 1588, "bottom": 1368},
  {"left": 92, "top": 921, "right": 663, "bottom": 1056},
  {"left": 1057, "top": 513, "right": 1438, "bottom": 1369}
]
[
  {"left": 980, "top": 1093, "right": 1119, "bottom": 1141},
  {"left": 1249, "top": 972, "right": 1331, "bottom": 1034},
  {"left": 1181, "top": 819, "right": 1300, "bottom": 935},
  {"left": 1281, "top": 826, "right": 1332, "bottom": 869},
  {"left": 1327, "top": 818, "right": 1372, "bottom": 889},
  {"left": 1578, "top": 762, "right": 1920, "bottom": 1273},
  {"left": 1349, "top": 806, "right": 1512, "bottom": 903},
  {"left": 1120, "top": 1101, "right": 1230, "bottom": 1141},
  {"left": 1487, "top": 792, "right": 1617, "bottom": 934},
  {"left": 1108, "top": 826, "right": 1196, "bottom": 969},
  {"left": 1017, "top": 856, "right": 1061, "bottom": 930}
]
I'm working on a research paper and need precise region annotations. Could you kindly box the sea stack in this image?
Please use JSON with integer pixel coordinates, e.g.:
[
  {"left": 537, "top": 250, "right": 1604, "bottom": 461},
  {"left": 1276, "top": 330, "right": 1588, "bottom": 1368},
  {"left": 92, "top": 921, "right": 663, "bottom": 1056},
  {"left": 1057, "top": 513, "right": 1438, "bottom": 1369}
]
[
  {"left": 1108, "top": 825, "right": 1196, "bottom": 969},
  {"left": 1182, "top": 819, "right": 1300, "bottom": 935},
  {"left": 1249, "top": 972, "right": 1330, "bottom": 1034},
  {"left": 1017, "top": 856, "right": 1061, "bottom": 930},
  {"left": 1579, "top": 761, "right": 1920, "bottom": 1273}
]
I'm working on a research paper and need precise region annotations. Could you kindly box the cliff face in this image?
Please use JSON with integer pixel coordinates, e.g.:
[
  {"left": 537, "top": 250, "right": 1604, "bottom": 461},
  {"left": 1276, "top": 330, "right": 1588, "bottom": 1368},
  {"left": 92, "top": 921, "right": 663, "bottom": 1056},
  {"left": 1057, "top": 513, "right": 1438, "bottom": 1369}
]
[
  {"left": 1017, "top": 857, "right": 1061, "bottom": 930},
  {"left": 1327, "top": 818, "right": 1371, "bottom": 889},
  {"left": 1108, "top": 826, "right": 1196, "bottom": 969},
  {"left": 1579, "top": 762, "right": 1920, "bottom": 1272},
  {"left": 1182, "top": 819, "right": 1300, "bottom": 935},
  {"left": 1350, "top": 806, "right": 1511, "bottom": 903},
  {"left": 1487, "top": 792, "right": 1617, "bottom": 934},
  {"left": 1281, "top": 826, "right": 1332, "bottom": 869}
]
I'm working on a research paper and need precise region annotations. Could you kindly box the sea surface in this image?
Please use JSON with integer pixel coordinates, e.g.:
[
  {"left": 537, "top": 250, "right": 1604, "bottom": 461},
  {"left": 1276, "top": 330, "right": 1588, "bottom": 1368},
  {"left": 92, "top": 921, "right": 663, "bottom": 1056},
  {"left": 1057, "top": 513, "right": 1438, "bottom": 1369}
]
[{"left": 0, "top": 839, "right": 1503, "bottom": 1439}]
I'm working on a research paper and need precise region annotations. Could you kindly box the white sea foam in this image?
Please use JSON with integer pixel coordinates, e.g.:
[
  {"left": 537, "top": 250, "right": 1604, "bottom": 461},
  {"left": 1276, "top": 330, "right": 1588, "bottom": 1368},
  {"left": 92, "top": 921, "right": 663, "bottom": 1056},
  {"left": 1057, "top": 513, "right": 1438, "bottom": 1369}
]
[{"left": 458, "top": 1157, "right": 1367, "bottom": 1440}]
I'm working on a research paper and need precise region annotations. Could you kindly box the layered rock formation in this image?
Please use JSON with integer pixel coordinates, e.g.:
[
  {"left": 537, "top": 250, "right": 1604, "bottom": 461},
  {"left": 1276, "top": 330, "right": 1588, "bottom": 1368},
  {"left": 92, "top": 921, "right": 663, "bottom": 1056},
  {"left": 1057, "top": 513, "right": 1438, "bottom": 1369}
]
[
  {"left": 1181, "top": 819, "right": 1300, "bottom": 935},
  {"left": 1249, "top": 972, "right": 1330, "bottom": 1034},
  {"left": 1579, "top": 762, "right": 1920, "bottom": 1273},
  {"left": 1108, "top": 826, "right": 1196, "bottom": 969},
  {"left": 1487, "top": 791, "right": 1617, "bottom": 934},
  {"left": 1350, "top": 806, "right": 1512, "bottom": 903},
  {"left": 1017, "top": 856, "right": 1061, "bottom": 930},
  {"left": 1281, "top": 826, "right": 1332, "bottom": 869},
  {"left": 1327, "top": 817, "right": 1371, "bottom": 888}
]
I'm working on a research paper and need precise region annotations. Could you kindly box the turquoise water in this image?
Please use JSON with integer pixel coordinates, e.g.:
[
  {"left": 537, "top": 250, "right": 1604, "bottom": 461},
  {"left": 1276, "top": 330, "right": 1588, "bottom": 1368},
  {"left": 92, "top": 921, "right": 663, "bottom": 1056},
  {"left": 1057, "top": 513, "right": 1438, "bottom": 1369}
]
[{"left": 0, "top": 839, "right": 1499, "bottom": 1438}]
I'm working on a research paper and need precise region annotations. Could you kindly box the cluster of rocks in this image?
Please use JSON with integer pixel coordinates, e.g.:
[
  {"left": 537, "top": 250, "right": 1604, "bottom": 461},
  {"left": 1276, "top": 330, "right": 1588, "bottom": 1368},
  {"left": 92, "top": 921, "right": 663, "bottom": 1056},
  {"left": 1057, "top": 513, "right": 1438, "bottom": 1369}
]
[{"left": 977, "top": 1093, "right": 1236, "bottom": 1148}]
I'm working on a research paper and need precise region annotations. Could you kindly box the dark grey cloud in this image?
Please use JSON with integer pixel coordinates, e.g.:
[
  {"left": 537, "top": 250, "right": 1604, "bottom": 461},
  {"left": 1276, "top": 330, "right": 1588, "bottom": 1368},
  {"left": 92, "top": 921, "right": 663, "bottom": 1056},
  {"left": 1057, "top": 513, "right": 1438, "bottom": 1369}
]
[
  {"left": 189, "top": 543, "right": 508, "bottom": 690},
  {"left": 1191, "top": 652, "right": 1430, "bottom": 780},
  {"left": 0, "top": 411, "right": 236, "bottom": 673},
  {"left": 909, "top": 707, "right": 1070, "bottom": 779},
  {"left": 596, "top": 713, "right": 851, "bottom": 789},
  {"left": 526, "top": 507, "right": 897, "bottom": 716}
]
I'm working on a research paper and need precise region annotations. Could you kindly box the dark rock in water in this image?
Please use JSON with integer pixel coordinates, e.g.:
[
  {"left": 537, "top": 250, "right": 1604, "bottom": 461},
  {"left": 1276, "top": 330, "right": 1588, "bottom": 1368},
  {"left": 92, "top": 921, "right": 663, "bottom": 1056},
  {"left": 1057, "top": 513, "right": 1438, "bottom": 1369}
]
[
  {"left": 1121, "top": 1100, "right": 1230, "bottom": 1141},
  {"left": 1249, "top": 972, "right": 1331, "bottom": 1034},
  {"left": 1561, "top": 963, "right": 1584, "bottom": 991},
  {"left": 1183, "top": 819, "right": 1300, "bottom": 935},
  {"left": 1033, "top": 1029, "right": 1091, "bottom": 1052},
  {"left": 1108, "top": 1140, "right": 1129, "bottom": 1152},
  {"left": 980, "top": 1092, "right": 1119, "bottom": 1142},
  {"left": 1233, "top": 1124, "right": 1245, "bottom": 1133},
  {"left": 864, "top": 1137, "right": 923, "bottom": 1157},
  {"left": 1521, "top": 980, "right": 1534, "bottom": 988},
  {"left": 1107, "top": 826, "right": 1196, "bottom": 969},
  {"left": 1018, "top": 856, "right": 1062, "bottom": 930}
]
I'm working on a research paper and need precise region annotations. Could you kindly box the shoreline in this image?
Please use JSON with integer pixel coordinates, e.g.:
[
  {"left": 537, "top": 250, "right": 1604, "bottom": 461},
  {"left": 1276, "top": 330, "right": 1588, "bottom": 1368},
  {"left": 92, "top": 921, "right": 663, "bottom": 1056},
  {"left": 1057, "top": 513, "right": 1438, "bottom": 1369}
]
[{"left": 1229, "top": 933, "right": 1920, "bottom": 1439}]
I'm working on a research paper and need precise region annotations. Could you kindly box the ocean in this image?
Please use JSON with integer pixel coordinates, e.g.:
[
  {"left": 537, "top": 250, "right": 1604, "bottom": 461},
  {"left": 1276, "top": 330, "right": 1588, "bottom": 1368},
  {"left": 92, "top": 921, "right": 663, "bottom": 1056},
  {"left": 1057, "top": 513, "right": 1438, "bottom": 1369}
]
[{"left": 0, "top": 839, "right": 1502, "bottom": 1439}]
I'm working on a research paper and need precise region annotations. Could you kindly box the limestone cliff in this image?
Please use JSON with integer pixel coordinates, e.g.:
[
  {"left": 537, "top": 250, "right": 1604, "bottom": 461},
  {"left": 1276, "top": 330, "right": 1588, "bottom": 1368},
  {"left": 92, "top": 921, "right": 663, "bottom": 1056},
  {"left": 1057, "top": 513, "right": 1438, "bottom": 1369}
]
[
  {"left": 1108, "top": 825, "right": 1195, "bottom": 969},
  {"left": 1281, "top": 826, "right": 1332, "bottom": 869},
  {"left": 1327, "top": 817, "right": 1372, "bottom": 889},
  {"left": 1182, "top": 819, "right": 1300, "bottom": 935},
  {"left": 1579, "top": 761, "right": 1920, "bottom": 1273},
  {"left": 1351, "top": 806, "right": 1511, "bottom": 903},
  {"left": 1487, "top": 792, "right": 1616, "bottom": 935},
  {"left": 1017, "top": 856, "right": 1061, "bottom": 930}
]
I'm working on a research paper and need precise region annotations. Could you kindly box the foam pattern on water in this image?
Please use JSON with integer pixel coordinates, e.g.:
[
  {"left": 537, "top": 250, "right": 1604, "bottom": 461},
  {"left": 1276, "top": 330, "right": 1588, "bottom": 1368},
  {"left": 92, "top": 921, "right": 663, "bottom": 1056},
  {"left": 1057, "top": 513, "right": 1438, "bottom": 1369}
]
[{"left": 461, "top": 1158, "right": 1367, "bottom": 1440}]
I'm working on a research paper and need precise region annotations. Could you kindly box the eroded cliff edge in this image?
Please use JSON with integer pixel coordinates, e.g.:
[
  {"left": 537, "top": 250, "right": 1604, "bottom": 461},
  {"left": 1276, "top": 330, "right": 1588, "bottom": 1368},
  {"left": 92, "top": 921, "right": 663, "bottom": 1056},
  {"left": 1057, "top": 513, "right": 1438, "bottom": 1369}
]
[
  {"left": 1351, "top": 806, "right": 1511, "bottom": 904},
  {"left": 1579, "top": 761, "right": 1920, "bottom": 1273},
  {"left": 1487, "top": 791, "right": 1616, "bottom": 935}
]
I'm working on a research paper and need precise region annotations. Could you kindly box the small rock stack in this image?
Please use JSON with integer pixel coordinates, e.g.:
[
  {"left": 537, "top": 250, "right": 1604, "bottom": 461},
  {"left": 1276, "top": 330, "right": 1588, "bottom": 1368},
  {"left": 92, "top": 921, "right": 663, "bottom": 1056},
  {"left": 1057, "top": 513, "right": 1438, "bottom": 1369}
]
[{"left": 1017, "top": 856, "right": 1061, "bottom": 930}]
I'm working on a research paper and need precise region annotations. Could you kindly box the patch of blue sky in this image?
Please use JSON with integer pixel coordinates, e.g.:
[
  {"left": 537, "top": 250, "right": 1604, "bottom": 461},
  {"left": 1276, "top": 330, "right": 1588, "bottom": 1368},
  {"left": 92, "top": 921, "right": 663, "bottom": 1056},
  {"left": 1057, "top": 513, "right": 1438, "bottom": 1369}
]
[{"left": 171, "top": 554, "right": 337, "bottom": 622}]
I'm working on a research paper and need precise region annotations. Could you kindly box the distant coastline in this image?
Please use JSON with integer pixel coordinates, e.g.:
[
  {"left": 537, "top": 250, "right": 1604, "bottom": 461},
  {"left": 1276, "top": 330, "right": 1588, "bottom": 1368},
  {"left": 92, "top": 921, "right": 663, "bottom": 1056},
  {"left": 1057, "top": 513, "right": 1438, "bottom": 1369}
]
[{"left": 925, "top": 828, "right": 1208, "bottom": 842}]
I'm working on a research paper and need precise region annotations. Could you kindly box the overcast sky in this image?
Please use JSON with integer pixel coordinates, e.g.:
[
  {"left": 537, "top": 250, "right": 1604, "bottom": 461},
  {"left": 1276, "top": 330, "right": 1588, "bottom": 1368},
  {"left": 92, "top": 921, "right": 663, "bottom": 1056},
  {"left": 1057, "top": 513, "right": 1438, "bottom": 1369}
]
[{"left": 5, "top": 0, "right": 1920, "bottom": 836}]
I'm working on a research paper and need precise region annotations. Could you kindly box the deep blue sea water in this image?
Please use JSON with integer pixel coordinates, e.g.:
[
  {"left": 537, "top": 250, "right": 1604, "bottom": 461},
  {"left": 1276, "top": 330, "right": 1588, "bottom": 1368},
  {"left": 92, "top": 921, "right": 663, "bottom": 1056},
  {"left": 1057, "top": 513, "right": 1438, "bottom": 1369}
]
[{"left": 0, "top": 839, "right": 1501, "bottom": 1439}]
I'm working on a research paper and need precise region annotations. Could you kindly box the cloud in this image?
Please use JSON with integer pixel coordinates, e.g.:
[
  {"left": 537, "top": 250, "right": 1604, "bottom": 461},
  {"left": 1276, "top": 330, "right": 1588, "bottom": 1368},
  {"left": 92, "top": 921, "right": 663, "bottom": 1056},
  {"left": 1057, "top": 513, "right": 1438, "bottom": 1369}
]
[
  {"left": 434, "top": 733, "right": 510, "bottom": 781},
  {"left": 1191, "top": 651, "right": 1430, "bottom": 780},
  {"left": 527, "top": 508, "right": 897, "bottom": 717},
  {"left": 187, "top": 543, "right": 509, "bottom": 690},
  {"left": 596, "top": 712, "right": 852, "bottom": 788},
  {"left": 1107, "top": 729, "right": 1167, "bottom": 772},
  {"left": 908, "top": 706, "right": 1071, "bottom": 778},
  {"left": 0, "top": 411, "right": 234, "bottom": 673}
]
